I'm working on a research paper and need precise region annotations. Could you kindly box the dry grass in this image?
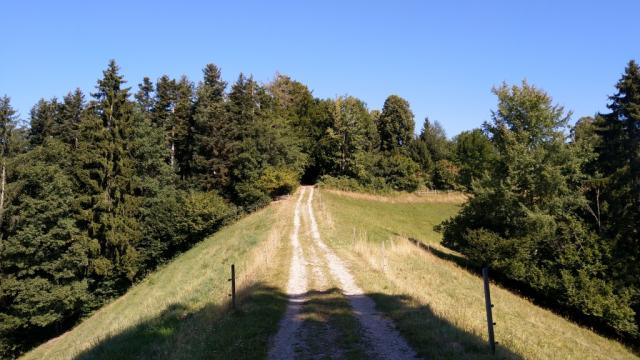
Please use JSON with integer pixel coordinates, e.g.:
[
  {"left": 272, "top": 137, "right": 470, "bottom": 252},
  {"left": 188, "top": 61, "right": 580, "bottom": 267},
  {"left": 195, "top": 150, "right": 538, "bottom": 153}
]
[
  {"left": 314, "top": 189, "right": 638, "bottom": 360},
  {"left": 324, "top": 188, "right": 468, "bottom": 204},
  {"left": 22, "top": 197, "right": 295, "bottom": 360}
]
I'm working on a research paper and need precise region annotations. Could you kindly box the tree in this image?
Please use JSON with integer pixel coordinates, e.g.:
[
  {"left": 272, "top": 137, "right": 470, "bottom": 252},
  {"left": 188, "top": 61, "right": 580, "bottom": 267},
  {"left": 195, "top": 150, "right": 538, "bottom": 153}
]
[
  {"left": 227, "top": 74, "right": 305, "bottom": 208},
  {"left": 29, "top": 98, "right": 61, "bottom": 146},
  {"left": 593, "top": 60, "right": 640, "bottom": 317},
  {"left": 0, "top": 141, "right": 90, "bottom": 357},
  {"left": 317, "top": 96, "right": 375, "bottom": 178},
  {"left": 377, "top": 95, "right": 414, "bottom": 153},
  {"left": 173, "top": 76, "right": 195, "bottom": 181},
  {"left": 191, "top": 64, "right": 229, "bottom": 191},
  {"left": 454, "top": 129, "right": 496, "bottom": 190},
  {"left": 58, "top": 89, "right": 85, "bottom": 148},
  {"left": 74, "top": 60, "right": 144, "bottom": 301},
  {"left": 152, "top": 75, "right": 178, "bottom": 167},
  {"left": 135, "top": 76, "right": 155, "bottom": 116},
  {"left": 439, "top": 81, "right": 636, "bottom": 337},
  {"left": 0, "top": 96, "right": 19, "bottom": 229},
  {"left": 418, "top": 118, "right": 450, "bottom": 162}
]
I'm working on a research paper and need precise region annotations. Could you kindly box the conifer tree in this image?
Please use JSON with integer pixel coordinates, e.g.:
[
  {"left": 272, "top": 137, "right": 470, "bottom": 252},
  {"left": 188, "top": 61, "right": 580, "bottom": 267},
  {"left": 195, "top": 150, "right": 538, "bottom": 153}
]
[
  {"left": 595, "top": 60, "right": 640, "bottom": 300},
  {"left": 29, "top": 98, "right": 61, "bottom": 146},
  {"left": 75, "top": 60, "right": 143, "bottom": 300},
  {"left": 173, "top": 76, "right": 195, "bottom": 181},
  {"left": 0, "top": 140, "right": 90, "bottom": 357},
  {"left": 59, "top": 89, "right": 85, "bottom": 148},
  {"left": 152, "top": 75, "right": 177, "bottom": 167},
  {"left": 192, "top": 64, "right": 228, "bottom": 191},
  {"left": 135, "top": 76, "right": 155, "bottom": 116}
]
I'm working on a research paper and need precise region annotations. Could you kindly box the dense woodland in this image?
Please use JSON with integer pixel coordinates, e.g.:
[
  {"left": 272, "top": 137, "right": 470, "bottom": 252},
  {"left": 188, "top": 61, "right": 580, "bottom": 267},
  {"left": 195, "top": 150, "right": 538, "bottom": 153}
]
[{"left": 0, "top": 60, "right": 638, "bottom": 357}]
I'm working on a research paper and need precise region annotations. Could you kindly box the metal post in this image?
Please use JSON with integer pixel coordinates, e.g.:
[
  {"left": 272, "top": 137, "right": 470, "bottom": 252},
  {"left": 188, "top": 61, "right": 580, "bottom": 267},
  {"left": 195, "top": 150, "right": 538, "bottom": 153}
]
[
  {"left": 482, "top": 267, "right": 496, "bottom": 354},
  {"left": 231, "top": 264, "right": 236, "bottom": 310}
]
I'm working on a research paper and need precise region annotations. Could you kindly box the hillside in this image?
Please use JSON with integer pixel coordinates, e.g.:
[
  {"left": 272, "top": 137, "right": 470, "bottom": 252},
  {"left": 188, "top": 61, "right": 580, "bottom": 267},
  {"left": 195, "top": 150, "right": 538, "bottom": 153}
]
[
  {"left": 22, "top": 198, "right": 294, "bottom": 360},
  {"left": 23, "top": 187, "right": 638, "bottom": 359}
]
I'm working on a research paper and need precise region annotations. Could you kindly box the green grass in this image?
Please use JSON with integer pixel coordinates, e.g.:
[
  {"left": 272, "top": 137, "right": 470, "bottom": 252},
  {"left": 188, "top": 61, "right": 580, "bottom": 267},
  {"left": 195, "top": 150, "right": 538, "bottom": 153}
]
[
  {"left": 313, "top": 189, "right": 638, "bottom": 360},
  {"left": 22, "top": 198, "right": 295, "bottom": 360},
  {"left": 318, "top": 189, "right": 462, "bottom": 244}
]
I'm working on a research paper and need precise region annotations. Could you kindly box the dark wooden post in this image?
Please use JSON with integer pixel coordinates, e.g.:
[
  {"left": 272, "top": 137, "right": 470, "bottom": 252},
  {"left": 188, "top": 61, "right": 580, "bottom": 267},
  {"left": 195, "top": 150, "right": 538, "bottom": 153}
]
[
  {"left": 482, "top": 267, "right": 496, "bottom": 354},
  {"left": 231, "top": 264, "right": 236, "bottom": 310}
]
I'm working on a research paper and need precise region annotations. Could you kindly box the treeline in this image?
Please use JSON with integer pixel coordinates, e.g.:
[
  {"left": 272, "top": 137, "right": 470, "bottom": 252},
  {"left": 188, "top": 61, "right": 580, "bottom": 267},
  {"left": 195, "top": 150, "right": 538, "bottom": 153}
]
[
  {"left": 0, "top": 60, "right": 465, "bottom": 358},
  {"left": 439, "top": 61, "right": 640, "bottom": 343}
]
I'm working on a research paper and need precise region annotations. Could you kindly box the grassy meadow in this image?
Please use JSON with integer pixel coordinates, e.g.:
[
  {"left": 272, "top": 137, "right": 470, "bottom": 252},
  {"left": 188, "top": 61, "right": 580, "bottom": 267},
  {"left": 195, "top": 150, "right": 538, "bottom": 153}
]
[
  {"left": 22, "top": 197, "right": 295, "bottom": 360},
  {"left": 313, "top": 189, "right": 638, "bottom": 360}
]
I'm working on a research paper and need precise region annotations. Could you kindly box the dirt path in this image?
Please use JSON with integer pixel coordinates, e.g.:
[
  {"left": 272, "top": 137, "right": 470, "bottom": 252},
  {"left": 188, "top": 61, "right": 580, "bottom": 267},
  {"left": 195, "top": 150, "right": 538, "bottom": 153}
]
[
  {"left": 306, "top": 187, "right": 417, "bottom": 360},
  {"left": 269, "top": 186, "right": 417, "bottom": 359},
  {"left": 268, "top": 189, "right": 308, "bottom": 360}
]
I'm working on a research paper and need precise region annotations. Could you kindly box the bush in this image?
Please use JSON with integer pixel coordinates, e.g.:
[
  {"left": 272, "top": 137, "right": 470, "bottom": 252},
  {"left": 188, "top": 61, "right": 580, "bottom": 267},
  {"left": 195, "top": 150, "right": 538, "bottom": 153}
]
[
  {"left": 256, "top": 166, "right": 299, "bottom": 197},
  {"left": 372, "top": 153, "right": 422, "bottom": 191}
]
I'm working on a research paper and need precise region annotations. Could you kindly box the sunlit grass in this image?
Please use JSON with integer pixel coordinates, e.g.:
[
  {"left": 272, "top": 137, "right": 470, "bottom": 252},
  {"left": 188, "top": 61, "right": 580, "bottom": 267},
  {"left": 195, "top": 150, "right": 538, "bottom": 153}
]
[{"left": 314, "top": 189, "right": 638, "bottom": 360}]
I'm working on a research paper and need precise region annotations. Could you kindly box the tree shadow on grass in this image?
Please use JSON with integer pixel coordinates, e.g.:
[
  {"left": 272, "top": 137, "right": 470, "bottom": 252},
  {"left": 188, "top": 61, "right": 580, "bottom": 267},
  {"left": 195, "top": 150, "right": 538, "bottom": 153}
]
[
  {"left": 366, "top": 291, "right": 521, "bottom": 360},
  {"left": 73, "top": 282, "right": 288, "bottom": 360},
  {"left": 404, "top": 235, "right": 640, "bottom": 354},
  {"left": 74, "top": 282, "right": 521, "bottom": 359}
]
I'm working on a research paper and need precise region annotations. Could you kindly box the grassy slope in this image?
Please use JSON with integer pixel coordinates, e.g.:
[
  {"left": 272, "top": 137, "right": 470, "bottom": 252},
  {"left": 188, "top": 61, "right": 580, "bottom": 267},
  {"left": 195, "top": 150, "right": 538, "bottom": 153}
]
[
  {"left": 314, "top": 189, "right": 638, "bottom": 360},
  {"left": 23, "top": 197, "right": 295, "bottom": 360}
]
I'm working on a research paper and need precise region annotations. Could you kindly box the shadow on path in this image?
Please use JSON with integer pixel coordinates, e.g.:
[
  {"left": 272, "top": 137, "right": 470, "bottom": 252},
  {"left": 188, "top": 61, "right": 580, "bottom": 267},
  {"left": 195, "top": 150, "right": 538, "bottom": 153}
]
[{"left": 75, "top": 281, "right": 522, "bottom": 359}]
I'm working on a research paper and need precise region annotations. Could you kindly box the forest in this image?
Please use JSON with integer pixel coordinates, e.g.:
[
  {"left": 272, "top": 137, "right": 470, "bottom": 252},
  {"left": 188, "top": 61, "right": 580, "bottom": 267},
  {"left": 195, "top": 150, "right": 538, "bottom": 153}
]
[{"left": 0, "top": 59, "right": 638, "bottom": 358}]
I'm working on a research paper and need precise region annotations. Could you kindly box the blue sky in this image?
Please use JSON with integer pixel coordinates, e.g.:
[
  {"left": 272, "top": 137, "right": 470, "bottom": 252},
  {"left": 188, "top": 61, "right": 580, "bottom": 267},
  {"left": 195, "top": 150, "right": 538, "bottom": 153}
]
[{"left": 2, "top": 0, "right": 639, "bottom": 137}]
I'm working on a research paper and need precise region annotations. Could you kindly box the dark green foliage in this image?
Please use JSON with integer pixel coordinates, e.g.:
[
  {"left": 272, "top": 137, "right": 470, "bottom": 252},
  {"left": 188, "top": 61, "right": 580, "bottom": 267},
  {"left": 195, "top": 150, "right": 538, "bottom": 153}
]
[
  {"left": 592, "top": 61, "right": 640, "bottom": 336},
  {"left": 371, "top": 153, "right": 422, "bottom": 191},
  {"left": 29, "top": 98, "right": 61, "bottom": 146},
  {"left": 191, "top": 64, "right": 230, "bottom": 190},
  {"left": 453, "top": 129, "right": 496, "bottom": 190},
  {"left": 432, "top": 159, "right": 460, "bottom": 190},
  {"left": 418, "top": 118, "right": 451, "bottom": 162},
  {"left": 59, "top": 89, "right": 85, "bottom": 148},
  {"left": 439, "top": 80, "right": 638, "bottom": 339},
  {"left": 0, "top": 141, "right": 90, "bottom": 356},
  {"left": 377, "top": 95, "right": 414, "bottom": 153}
]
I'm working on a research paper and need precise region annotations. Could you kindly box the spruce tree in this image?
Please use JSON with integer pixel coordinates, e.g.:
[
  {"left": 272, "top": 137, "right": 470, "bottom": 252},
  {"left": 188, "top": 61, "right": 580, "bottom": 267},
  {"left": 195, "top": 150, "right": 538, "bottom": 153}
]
[
  {"left": 0, "top": 140, "right": 90, "bottom": 358},
  {"left": 135, "top": 76, "right": 155, "bottom": 116},
  {"left": 192, "top": 64, "right": 228, "bottom": 191},
  {"left": 75, "top": 60, "right": 143, "bottom": 301},
  {"left": 59, "top": 89, "right": 85, "bottom": 148},
  {"left": 173, "top": 76, "right": 195, "bottom": 181},
  {"left": 29, "top": 98, "right": 61, "bottom": 146},
  {"left": 595, "top": 60, "right": 640, "bottom": 302},
  {"left": 152, "top": 75, "right": 177, "bottom": 167}
]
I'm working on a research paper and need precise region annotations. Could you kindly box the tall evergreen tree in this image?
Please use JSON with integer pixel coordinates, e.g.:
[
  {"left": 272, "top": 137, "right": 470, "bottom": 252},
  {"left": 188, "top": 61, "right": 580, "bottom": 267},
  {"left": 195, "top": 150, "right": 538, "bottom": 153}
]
[
  {"left": 151, "top": 75, "right": 177, "bottom": 167},
  {"left": 173, "top": 76, "right": 195, "bottom": 181},
  {"left": 74, "top": 60, "right": 143, "bottom": 301},
  {"left": 59, "top": 89, "right": 85, "bottom": 148},
  {"left": 594, "top": 60, "right": 640, "bottom": 307},
  {"left": 29, "top": 98, "right": 61, "bottom": 146},
  {"left": 192, "top": 64, "right": 229, "bottom": 191},
  {"left": 135, "top": 76, "right": 155, "bottom": 116}
]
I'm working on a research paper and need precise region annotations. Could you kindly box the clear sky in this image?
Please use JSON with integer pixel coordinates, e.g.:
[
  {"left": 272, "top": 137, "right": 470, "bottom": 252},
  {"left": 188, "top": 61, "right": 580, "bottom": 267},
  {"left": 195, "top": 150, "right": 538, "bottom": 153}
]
[{"left": 2, "top": 0, "right": 639, "bottom": 137}]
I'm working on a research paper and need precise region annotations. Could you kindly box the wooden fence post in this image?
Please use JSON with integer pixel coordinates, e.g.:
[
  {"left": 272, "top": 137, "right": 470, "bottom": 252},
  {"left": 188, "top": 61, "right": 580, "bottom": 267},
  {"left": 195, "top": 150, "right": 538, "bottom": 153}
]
[
  {"left": 229, "top": 264, "right": 236, "bottom": 311},
  {"left": 482, "top": 267, "right": 496, "bottom": 354}
]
